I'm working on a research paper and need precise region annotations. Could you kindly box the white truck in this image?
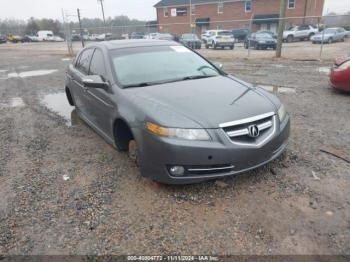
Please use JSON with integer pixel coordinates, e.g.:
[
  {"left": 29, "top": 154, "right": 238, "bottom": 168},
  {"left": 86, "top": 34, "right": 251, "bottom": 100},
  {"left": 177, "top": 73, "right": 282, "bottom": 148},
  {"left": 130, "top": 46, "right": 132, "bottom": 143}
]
[
  {"left": 37, "top": 30, "right": 54, "bottom": 41},
  {"left": 283, "top": 24, "right": 319, "bottom": 42}
]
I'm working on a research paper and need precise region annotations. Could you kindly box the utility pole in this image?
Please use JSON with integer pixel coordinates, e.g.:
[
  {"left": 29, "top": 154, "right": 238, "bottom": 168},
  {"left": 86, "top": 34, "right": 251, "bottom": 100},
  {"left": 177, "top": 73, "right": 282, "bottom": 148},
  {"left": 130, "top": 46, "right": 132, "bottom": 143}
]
[
  {"left": 98, "top": 0, "right": 107, "bottom": 31},
  {"left": 303, "top": 0, "right": 309, "bottom": 24},
  {"left": 276, "top": 0, "right": 287, "bottom": 58},
  {"left": 189, "top": 0, "right": 192, "bottom": 33},
  {"left": 77, "top": 8, "right": 85, "bottom": 47}
]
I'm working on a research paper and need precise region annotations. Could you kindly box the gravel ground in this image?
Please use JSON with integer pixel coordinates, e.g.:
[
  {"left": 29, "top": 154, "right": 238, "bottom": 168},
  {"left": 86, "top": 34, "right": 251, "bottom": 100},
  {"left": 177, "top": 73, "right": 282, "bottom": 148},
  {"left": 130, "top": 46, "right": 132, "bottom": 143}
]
[{"left": 0, "top": 43, "right": 349, "bottom": 255}]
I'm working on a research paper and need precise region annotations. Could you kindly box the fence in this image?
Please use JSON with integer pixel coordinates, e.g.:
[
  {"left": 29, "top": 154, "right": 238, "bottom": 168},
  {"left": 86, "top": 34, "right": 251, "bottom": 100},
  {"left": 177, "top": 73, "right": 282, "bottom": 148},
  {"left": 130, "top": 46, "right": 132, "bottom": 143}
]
[{"left": 66, "top": 14, "right": 350, "bottom": 61}]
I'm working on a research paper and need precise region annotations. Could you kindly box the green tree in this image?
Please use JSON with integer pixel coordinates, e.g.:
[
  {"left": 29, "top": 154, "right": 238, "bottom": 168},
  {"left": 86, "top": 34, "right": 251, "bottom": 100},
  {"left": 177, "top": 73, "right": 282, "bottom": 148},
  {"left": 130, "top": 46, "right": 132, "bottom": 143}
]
[{"left": 25, "top": 17, "right": 39, "bottom": 35}]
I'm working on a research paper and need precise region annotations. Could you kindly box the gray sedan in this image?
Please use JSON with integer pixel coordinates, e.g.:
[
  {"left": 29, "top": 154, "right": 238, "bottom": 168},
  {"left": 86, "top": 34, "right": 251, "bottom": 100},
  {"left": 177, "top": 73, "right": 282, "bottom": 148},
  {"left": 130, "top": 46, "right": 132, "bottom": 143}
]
[
  {"left": 311, "top": 27, "right": 347, "bottom": 44},
  {"left": 65, "top": 40, "right": 290, "bottom": 184}
]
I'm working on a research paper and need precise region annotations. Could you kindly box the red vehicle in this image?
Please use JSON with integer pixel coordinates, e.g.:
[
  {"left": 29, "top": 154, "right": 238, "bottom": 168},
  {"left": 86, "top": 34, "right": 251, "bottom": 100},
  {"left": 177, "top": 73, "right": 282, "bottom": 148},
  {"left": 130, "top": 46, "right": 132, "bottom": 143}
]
[{"left": 330, "top": 55, "right": 350, "bottom": 92}]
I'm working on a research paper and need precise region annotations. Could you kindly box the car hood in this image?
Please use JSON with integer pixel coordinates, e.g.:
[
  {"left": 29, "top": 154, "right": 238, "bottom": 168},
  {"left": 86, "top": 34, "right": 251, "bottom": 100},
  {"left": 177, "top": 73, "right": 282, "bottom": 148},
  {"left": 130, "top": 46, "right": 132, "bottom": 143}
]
[{"left": 129, "top": 76, "right": 277, "bottom": 128}]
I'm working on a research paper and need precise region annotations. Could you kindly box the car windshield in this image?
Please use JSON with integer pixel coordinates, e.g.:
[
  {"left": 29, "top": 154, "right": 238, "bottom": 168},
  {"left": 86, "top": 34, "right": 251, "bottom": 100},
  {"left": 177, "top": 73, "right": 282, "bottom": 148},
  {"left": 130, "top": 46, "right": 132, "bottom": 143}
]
[
  {"left": 218, "top": 31, "right": 232, "bottom": 36},
  {"left": 111, "top": 46, "right": 220, "bottom": 87},
  {"left": 324, "top": 29, "right": 337, "bottom": 34},
  {"left": 182, "top": 34, "right": 198, "bottom": 40},
  {"left": 288, "top": 26, "right": 297, "bottom": 31}
]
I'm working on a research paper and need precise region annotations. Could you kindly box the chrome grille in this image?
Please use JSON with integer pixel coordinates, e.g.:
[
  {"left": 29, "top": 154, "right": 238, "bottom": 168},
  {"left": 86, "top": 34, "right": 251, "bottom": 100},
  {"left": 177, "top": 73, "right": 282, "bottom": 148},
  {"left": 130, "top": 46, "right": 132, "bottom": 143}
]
[{"left": 220, "top": 112, "right": 276, "bottom": 145}]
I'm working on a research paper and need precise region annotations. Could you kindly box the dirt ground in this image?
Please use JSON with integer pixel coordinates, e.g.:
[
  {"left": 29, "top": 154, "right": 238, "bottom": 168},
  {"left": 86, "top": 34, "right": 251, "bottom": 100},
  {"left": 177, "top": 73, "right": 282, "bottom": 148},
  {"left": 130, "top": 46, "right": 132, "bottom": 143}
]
[{"left": 0, "top": 41, "right": 349, "bottom": 256}]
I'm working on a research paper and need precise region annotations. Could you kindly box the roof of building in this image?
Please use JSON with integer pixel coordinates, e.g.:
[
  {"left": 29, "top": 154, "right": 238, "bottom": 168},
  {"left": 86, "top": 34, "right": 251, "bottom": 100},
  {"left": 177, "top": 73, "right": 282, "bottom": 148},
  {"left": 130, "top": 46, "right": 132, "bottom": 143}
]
[
  {"left": 94, "top": 40, "right": 180, "bottom": 50},
  {"left": 154, "top": 0, "right": 242, "bottom": 8}
]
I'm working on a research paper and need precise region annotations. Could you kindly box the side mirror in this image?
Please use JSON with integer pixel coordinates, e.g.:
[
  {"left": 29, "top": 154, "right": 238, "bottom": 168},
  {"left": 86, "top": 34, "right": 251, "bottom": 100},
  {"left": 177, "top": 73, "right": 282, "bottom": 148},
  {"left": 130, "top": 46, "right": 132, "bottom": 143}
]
[
  {"left": 214, "top": 62, "right": 223, "bottom": 70},
  {"left": 82, "top": 75, "right": 109, "bottom": 89}
]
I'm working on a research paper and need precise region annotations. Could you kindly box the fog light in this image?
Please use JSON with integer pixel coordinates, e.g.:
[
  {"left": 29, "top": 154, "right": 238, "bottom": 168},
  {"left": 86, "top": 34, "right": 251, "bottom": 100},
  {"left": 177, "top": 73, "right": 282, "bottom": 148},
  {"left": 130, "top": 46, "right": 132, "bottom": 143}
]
[{"left": 169, "top": 166, "right": 185, "bottom": 176}]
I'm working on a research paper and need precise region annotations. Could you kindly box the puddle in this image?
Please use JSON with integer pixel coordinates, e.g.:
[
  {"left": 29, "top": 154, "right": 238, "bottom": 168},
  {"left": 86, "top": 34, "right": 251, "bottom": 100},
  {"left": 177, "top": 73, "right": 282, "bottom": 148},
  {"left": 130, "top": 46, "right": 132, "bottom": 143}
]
[
  {"left": 7, "top": 69, "right": 58, "bottom": 79},
  {"left": 41, "top": 92, "right": 76, "bottom": 126},
  {"left": 318, "top": 67, "right": 330, "bottom": 74},
  {"left": 258, "top": 84, "right": 296, "bottom": 94}
]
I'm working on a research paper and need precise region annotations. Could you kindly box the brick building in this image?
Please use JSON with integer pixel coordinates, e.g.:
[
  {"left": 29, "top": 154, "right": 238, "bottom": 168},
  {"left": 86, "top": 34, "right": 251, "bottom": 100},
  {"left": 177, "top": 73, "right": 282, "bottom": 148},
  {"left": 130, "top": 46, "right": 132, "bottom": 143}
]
[{"left": 154, "top": 0, "right": 325, "bottom": 36}]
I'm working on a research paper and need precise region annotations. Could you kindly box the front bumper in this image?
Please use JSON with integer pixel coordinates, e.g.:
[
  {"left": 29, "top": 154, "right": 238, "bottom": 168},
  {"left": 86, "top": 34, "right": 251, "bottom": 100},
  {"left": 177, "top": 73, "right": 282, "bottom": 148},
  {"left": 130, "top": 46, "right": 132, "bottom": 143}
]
[{"left": 136, "top": 115, "right": 290, "bottom": 184}]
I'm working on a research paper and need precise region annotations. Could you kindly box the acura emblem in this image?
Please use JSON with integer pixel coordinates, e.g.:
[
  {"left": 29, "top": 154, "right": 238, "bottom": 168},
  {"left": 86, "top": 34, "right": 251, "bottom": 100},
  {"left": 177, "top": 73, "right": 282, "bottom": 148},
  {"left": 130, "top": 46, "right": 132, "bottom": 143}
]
[{"left": 248, "top": 124, "right": 260, "bottom": 138}]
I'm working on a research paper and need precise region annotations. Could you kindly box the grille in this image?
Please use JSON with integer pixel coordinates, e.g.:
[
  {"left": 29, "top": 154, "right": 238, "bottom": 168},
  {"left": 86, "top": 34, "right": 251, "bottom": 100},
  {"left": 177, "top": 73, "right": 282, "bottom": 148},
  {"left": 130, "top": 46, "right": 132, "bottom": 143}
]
[{"left": 220, "top": 112, "right": 275, "bottom": 144}]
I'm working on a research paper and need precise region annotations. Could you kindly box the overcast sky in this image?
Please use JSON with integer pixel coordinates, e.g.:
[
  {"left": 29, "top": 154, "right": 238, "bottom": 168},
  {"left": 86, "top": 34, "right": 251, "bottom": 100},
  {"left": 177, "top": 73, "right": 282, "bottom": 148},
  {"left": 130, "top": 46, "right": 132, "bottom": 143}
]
[{"left": 0, "top": 0, "right": 349, "bottom": 22}]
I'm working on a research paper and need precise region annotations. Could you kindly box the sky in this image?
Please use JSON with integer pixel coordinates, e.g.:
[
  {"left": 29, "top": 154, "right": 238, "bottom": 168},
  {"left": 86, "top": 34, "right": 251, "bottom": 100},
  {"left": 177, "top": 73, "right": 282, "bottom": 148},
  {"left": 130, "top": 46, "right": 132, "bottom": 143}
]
[{"left": 0, "top": 0, "right": 349, "bottom": 22}]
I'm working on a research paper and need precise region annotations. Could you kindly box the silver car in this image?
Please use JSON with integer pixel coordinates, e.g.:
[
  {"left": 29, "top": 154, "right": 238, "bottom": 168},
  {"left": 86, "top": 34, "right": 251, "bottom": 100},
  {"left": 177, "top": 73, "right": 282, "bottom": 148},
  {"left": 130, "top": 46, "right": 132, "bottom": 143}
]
[
  {"left": 65, "top": 40, "right": 290, "bottom": 184},
  {"left": 311, "top": 27, "right": 347, "bottom": 44}
]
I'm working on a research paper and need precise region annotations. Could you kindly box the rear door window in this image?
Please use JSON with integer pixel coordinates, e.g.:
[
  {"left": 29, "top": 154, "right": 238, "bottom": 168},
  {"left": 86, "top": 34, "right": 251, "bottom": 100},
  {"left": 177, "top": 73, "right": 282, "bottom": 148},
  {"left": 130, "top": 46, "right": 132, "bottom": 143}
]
[
  {"left": 76, "top": 48, "right": 94, "bottom": 75},
  {"left": 89, "top": 49, "right": 108, "bottom": 81}
]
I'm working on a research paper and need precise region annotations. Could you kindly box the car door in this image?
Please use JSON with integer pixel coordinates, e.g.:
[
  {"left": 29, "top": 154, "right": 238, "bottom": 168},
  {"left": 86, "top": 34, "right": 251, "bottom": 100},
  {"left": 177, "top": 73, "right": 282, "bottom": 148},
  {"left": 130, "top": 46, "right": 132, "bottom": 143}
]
[
  {"left": 85, "top": 48, "right": 115, "bottom": 137},
  {"left": 70, "top": 48, "right": 94, "bottom": 118},
  {"left": 295, "top": 25, "right": 306, "bottom": 38}
]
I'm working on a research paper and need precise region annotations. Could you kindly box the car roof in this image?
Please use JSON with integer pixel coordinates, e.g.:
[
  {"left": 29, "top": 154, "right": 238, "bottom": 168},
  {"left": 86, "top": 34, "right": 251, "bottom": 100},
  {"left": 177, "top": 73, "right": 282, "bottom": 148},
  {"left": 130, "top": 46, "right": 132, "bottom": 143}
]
[{"left": 92, "top": 39, "right": 181, "bottom": 50}]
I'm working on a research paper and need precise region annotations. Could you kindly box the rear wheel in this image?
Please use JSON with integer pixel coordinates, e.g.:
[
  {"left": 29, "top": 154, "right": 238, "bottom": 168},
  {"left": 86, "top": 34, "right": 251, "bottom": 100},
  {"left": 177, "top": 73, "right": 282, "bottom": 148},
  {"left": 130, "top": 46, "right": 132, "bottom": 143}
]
[
  {"left": 308, "top": 33, "right": 315, "bottom": 40},
  {"left": 65, "top": 87, "right": 74, "bottom": 106}
]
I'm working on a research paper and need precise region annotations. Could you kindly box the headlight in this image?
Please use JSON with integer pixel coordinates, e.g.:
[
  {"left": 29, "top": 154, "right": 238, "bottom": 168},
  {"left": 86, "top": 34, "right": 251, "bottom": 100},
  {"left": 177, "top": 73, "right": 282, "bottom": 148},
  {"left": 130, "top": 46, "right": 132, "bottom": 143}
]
[
  {"left": 146, "top": 122, "right": 211, "bottom": 141},
  {"left": 278, "top": 104, "right": 287, "bottom": 122}
]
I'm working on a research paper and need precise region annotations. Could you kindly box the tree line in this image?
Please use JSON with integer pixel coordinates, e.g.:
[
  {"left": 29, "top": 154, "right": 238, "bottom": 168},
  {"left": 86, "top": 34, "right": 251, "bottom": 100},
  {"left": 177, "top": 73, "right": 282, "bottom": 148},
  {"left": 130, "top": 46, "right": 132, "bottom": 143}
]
[{"left": 0, "top": 16, "right": 149, "bottom": 36}]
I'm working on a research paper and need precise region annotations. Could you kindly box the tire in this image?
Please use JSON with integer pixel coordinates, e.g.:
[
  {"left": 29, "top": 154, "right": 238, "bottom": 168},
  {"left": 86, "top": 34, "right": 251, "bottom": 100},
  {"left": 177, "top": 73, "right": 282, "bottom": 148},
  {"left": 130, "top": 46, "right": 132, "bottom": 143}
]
[
  {"left": 328, "top": 38, "right": 333, "bottom": 44},
  {"left": 230, "top": 45, "right": 234, "bottom": 50},
  {"left": 308, "top": 33, "right": 315, "bottom": 40},
  {"left": 341, "top": 37, "right": 345, "bottom": 42},
  {"left": 213, "top": 42, "right": 218, "bottom": 50},
  {"left": 205, "top": 43, "right": 209, "bottom": 49},
  {"left": 65, "top": 88, "right": 75, "bottom": 106},
  {"left": 287, "top": 35, "right": 293, "bottom": 43}
]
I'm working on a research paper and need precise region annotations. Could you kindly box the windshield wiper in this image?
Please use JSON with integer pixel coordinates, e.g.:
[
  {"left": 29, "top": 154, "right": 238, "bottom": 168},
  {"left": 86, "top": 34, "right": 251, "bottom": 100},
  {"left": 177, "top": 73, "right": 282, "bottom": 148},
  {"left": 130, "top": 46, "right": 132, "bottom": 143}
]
[
  {"left": 123, "top": 75, "right": 216, "bottom": 88},
  {"left": 182, "top": 75, "right": 217, "bottom": 81}
]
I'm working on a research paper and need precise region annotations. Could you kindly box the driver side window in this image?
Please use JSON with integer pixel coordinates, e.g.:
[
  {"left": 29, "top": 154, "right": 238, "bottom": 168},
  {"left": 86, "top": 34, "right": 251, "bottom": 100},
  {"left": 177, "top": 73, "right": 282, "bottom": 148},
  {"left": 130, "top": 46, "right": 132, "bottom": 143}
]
[{"left": 89, "top": 49, "right": 108, "bottom": 81}]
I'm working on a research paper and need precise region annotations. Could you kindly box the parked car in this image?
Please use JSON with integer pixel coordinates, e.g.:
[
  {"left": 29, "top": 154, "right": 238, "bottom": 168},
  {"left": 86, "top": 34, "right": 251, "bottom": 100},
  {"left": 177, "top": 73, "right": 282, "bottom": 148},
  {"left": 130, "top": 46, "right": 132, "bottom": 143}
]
[
  {"left": 205, "top": 30, "right": 235, "bottom": 49},
  {"left": 180, "top": 34, "right": 202, "bottom": 49},
  {"left": 201, "top": 30, "right": 216, "bottom": 44},
  {"left": 244, "top": 33, "right": 277, "bottom": 50},
  {"left": 330, "top": 55, "right": 350, "bottom": 92},
  {"left": 154, "top": 33, "right": 174, "bottom": 41},
  {"left": 256, "top": 30, "right": 277, "bottom": 39},
  {"left": 283, "top": 24, "right": 319, "bottom": 42},
  {"left": 65, "top": 40, "right": 290, "bottom": 184},
  {"left": 130, "top": 32, "right": 145, "bottom": 39},
  {"left": 231, "top": 29, "right": 249, "bottom": 42},
  {"left": 7, "top": 34, "right": 23, "bottom": 43},
  {"left": 71, "top": 34, "right": 81, "bottom": 41},
  {"left": 311, "top": 27, "right": 347, "bottom": 44},
  {"left": 0, "top": 35, "right": 7, "bottom": 44}
]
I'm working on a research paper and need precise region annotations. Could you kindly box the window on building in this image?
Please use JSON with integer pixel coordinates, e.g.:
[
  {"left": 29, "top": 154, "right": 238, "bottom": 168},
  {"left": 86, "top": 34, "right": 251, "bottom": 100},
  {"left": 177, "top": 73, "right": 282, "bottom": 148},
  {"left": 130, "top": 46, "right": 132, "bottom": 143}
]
[
  {"left": 164, "top": 7, "right": 169, "bottom": 17},
  {"left": 218, "top": 1, "right": 224, "bottom": 14},
  {"left": 288, "top": 0, "right": 296, "bottom": 9},
  {"left": 245, "top": 1, "right": 252, "bottom": 12},
  {"left": 176, "top": 7, "right": 188, "bottom": 16},
  {"left": 191, "top": 4, "right": 196, "bottom": 15}
]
